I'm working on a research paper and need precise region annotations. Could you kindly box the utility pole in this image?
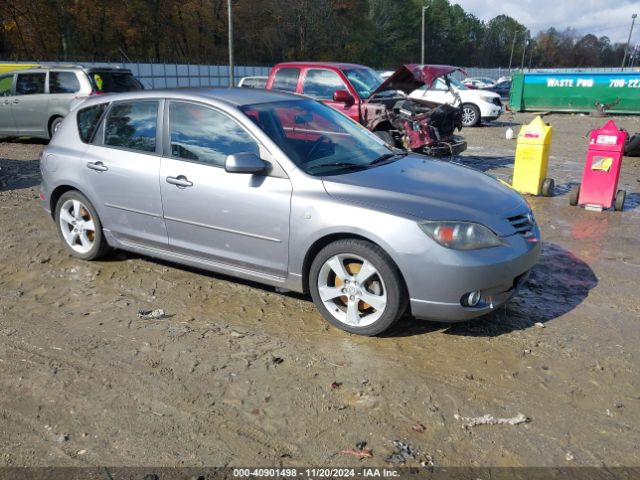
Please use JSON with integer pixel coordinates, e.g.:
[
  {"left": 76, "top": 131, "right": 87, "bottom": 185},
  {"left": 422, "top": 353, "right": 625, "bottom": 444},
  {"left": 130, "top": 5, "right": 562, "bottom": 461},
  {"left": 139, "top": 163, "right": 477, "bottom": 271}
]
[
  {"left": 621, "top": 13, "right": 637, "bottom": 70},
  {"left": 228, "top": 0, "right": 235, "bottom": 87},
  {"left": 508, "top": 31, "right": 518, "bottom": 71},
  {"left": 421, "top": 6, "right": 427, "bottom": 64},
  {"left": 520, "top": 36, "right": 529, "bottom": 70}
]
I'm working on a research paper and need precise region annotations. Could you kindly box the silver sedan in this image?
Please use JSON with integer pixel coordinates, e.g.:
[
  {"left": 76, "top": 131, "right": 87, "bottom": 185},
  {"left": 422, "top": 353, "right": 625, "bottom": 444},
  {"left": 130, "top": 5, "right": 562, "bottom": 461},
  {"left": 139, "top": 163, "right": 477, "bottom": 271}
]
[{"left": 39, "top": 88, "right": 540, "bottom": 335}]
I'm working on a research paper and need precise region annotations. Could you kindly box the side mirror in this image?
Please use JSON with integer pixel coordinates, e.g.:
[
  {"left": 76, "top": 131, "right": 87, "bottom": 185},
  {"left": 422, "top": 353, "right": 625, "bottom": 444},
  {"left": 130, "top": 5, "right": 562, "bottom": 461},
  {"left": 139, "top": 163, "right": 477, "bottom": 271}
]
[
  {"left": 333, "top": 89, "right": 355, "bottom": 107},
  {"left": 225, "top": 152, "right": 268, "bottom": 174}
]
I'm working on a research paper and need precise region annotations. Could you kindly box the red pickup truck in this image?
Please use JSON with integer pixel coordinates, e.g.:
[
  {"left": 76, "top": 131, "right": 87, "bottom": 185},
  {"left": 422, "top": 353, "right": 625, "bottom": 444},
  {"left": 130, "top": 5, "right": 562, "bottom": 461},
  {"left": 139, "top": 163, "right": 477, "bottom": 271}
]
[{"left": 264, "top": 62, "right": 466, "bottom": 156}]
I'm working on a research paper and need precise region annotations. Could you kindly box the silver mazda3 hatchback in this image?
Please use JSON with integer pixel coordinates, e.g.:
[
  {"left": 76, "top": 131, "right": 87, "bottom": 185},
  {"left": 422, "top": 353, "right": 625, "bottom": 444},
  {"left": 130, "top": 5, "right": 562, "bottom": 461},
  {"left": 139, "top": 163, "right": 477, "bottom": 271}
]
[{"left": 39, "top": 88, "right": 541, "bottom": 336}]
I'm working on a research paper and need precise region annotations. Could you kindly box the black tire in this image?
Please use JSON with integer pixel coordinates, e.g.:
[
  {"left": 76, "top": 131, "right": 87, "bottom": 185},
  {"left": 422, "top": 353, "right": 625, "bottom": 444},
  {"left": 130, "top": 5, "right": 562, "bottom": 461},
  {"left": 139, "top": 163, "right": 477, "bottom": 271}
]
[
  {"left": 49, "top": 116, "right": 64, "bottom": 138},
  {"left": 54, "top": 190, "right": 110, "bottom": 260},
  {"left": 461, "top": 103, "right": 481, "bottom": 127},
  {"left": 614, "top": 189, "right": 626, "bottom": 212},
  {"left": 569, "top": 184, "right": 580, "bottom": 206},
  {"left": 541, "top": 178, "right": 555, "bottom": 197},
  {"left": 374, "top": 130, "right": 395, "bottom": 146},
  {"left": 309, "top": 239, "right": 407, "bottom": 336}
]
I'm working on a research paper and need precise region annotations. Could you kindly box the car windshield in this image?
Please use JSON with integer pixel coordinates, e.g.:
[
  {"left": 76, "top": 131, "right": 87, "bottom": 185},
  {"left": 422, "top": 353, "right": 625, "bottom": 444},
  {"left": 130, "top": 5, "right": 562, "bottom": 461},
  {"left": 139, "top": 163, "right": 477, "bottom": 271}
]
[
  {"left": 241, "top": 99, "right": 398, "bottom": 176},
  {"left": 342, "top": 68, "right": 384, "bottom": 99},
  {"left": 448, "top": 77, "right": 468, "bottom": 90}
]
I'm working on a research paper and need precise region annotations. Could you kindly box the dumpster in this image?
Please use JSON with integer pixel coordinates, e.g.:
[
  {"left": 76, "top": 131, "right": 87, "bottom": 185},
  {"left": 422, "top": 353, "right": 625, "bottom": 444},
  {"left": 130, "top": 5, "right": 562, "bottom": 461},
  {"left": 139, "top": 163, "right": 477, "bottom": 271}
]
[
  {"left": 569, "top": 120, "right": 627, "bottom": 211},
  {"left": 510, "top": 71, "right": 640, "bottom": 115},
  {"left": 511, "top": 116, "right": 554, "bottom": 196}
]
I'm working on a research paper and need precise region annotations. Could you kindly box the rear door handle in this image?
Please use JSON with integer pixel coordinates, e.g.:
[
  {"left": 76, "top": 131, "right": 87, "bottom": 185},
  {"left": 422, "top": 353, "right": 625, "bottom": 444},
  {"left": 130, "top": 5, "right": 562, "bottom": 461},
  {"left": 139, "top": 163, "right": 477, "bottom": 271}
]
[
  {"left": 3, "top": 99, "right": 9, "bottom": 105},
  {"left": 166, "top": 175, "right": 193, "bottom": 188},
  {"left": 86, "top": 161, "right": 108, "bottom": 172},
  {"left": 12, "top": 99, "right": 19, "bottom": 104}
]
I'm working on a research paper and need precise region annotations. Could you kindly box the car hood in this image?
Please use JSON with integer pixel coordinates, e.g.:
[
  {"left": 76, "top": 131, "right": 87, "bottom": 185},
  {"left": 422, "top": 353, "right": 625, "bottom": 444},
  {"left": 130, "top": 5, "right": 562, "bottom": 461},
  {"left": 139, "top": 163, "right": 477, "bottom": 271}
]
[
  {"left": 369, "top": 64, "right": 466, "bottom": 98},
  {"left": 462, "top": 88, "right": 500, "bottom": 99},
  {"left": 322, "top": 156, "right": 528, "bottom": 236}
]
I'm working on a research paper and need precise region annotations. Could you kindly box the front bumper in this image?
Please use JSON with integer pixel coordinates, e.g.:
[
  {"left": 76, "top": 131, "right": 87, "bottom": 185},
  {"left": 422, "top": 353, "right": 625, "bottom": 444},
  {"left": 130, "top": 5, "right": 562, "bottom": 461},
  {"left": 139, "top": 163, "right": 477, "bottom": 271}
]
[
  {"left": 405, "top": 234, "right": 541, "bottom": 322},
  {"left": 481, "top": 104, "right": 503, "bottom": 122}
]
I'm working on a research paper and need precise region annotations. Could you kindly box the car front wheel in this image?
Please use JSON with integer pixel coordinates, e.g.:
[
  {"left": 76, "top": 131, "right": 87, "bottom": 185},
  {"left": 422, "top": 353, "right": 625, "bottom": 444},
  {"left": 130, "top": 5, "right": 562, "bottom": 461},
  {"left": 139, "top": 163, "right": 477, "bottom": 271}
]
[
  {"left": 309, "top": 239, "right": 407, "bottom": 336},
  {"left": 461, "top": 103, "right": 480, "bottom": 127},
  {"left": 55, "top": 191, "right": 110, "bottom": 260}
]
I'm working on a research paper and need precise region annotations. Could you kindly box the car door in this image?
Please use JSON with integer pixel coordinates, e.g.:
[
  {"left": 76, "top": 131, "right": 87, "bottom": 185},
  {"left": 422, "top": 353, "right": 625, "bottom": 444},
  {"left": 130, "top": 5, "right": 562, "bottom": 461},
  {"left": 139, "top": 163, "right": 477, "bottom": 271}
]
[
  {"left": 301, "top": 68, "right": 360, "bottom": 122},
  {"left": 13, "top": 72, "right": 48, "bottom": 137},
  {"left": 160, "top": 100, "right": 292, "bottom": 277},
  {"left": 0, "top": 74, "right": 16, "bottom": 135},
  {"left": 83, "top": 99, "right": 168, "bottom": 248}
]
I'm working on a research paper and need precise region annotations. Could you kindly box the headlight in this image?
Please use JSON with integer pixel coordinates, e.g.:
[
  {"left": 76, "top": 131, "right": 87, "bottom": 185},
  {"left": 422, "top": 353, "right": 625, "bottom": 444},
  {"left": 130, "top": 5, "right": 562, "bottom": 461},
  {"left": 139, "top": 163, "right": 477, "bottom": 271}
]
[
  {"left": 418, "top": 221, "right": 502, "bottom": 250},
  {"left": 480, "top": 96, "right": 496, "bottom": 103}
]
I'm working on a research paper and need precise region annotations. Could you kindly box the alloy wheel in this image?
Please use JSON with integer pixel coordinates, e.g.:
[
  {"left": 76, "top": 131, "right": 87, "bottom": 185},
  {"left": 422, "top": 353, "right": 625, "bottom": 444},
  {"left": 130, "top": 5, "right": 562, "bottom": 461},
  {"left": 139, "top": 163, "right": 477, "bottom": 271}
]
[{"left": 58, "top": 199, "right": 97, "bottom": 255}]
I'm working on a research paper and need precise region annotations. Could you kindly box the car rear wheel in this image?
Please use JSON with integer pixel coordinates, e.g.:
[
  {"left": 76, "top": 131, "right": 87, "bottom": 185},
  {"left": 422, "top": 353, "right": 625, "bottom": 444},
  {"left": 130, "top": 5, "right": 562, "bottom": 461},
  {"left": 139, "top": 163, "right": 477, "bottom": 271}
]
[
  {"left": 309, "top": 239, "right": 407, "bottom": 336},
  {"left": 49, "top": 116, "right": 64, "bottom": 138},
  {"left": 55, "top": 191, "right": 110, "bottom": 260},
  {"left": 461, "top": 104, "right": 480, "bottom": 127}
]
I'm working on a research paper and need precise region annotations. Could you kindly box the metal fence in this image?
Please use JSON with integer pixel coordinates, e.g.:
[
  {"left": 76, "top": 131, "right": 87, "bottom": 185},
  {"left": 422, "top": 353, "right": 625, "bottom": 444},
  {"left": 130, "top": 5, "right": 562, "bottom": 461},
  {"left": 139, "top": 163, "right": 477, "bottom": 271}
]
[{"left": 2, "top": 60, "right": 638, "bottom": 88}]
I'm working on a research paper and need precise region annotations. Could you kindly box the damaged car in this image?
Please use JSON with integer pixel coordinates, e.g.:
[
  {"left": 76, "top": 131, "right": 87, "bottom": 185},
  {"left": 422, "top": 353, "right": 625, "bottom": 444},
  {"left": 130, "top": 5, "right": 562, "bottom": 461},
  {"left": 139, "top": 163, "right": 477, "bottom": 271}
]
[{"left": 265, "top": 62, "right": 467, "bottom": 157}]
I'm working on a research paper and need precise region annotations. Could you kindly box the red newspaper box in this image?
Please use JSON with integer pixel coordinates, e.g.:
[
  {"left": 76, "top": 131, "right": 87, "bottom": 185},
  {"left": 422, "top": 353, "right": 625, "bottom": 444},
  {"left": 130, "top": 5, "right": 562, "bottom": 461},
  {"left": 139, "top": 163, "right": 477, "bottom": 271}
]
[{"left": 569, "top": 120, "right": 627, "bottom": 211}]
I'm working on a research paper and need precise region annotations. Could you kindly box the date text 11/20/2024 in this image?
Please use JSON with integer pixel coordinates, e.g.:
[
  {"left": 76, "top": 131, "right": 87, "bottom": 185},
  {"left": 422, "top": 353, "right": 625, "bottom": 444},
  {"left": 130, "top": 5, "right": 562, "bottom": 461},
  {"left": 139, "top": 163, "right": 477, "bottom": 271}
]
[{"left": 232, "top": 468, "right": 400, "bottom": 477}]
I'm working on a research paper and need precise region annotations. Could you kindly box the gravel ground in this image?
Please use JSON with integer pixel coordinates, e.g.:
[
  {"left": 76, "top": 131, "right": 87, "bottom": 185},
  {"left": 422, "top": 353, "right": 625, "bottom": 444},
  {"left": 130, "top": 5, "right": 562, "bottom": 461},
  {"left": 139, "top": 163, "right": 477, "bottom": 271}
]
[{"left": 0, "top": 112, "right": 639, "bottom": 468}]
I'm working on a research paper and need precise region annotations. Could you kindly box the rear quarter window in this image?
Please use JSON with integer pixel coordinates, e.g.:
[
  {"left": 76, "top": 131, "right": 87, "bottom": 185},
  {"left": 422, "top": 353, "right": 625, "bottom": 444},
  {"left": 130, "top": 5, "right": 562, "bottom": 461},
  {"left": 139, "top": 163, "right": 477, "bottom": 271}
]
[
  {"left": 77, "top": 103, "right": 108, "bottom": 143},
  {"left": 272, "top": 68, "right": 300, "bottom": 93}
]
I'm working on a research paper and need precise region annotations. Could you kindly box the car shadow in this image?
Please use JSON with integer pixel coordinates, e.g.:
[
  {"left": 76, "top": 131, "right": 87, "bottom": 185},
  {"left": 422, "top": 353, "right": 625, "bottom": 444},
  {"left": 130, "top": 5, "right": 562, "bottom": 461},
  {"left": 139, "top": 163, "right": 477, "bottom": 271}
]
[
  {"left": 0, "top": 158, "right": 42, "bottom": 190},
  {"left": 453, "top": 155, "right": 514, "bottom": 172},
  {"left": 386, "top": 242, "right": 598, "bottom": 338}
]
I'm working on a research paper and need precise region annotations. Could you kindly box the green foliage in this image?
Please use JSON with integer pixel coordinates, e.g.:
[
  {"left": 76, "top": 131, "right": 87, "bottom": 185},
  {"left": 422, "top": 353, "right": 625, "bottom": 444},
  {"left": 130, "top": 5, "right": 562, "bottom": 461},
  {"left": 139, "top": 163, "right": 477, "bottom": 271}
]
[{"left": 0, "top": 0, "right": 629, "bottom": 68}]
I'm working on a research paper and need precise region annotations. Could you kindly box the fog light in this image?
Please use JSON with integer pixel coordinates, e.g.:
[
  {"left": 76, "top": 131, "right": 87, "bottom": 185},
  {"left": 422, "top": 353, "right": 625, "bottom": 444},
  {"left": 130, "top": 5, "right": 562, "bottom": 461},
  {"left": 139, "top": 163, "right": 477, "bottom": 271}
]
[{"left": 461, "top": 290, "right": 481, "bottom": 307}]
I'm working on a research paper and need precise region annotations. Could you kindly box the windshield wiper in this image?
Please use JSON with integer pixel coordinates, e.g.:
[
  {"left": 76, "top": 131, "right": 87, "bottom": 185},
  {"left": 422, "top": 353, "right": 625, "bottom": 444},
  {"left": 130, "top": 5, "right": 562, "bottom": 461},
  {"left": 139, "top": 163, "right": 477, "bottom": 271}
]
[
  {"left": 308, "top": 162, "right": 370, "bottom": 173},
  {"left": 368, "top": 152, "right": 408, "bottom": 166}
]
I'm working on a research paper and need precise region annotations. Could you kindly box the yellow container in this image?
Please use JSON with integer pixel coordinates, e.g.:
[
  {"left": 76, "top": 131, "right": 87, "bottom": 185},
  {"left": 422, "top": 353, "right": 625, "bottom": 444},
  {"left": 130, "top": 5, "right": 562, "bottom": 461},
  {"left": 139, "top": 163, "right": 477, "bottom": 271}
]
[
  {"left": 512, "top": 116, "right": 554, "bottom": 196},
  {"left": 0, "top": 63, "right": 39, "bottom": 75}
]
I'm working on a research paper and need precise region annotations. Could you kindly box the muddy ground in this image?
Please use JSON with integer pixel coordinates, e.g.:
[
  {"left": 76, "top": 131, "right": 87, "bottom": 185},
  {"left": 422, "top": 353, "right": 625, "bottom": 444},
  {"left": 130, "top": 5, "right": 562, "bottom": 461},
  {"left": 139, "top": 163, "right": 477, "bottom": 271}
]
[{"left": 0, "top": 112, "right": 639, "bottom": 468}]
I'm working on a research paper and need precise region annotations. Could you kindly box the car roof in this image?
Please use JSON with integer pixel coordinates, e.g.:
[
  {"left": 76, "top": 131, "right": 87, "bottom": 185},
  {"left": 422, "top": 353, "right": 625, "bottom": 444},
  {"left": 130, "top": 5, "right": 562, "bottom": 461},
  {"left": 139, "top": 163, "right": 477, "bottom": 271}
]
[
  {"left": 76, "top": 87, "right": 302, "bottom": 108},
  {"left": 274, "top": 61, "right": 369, "bottom": 70},
  {"left": 4, "top": 65, "right": 133, "bottom": 74}
]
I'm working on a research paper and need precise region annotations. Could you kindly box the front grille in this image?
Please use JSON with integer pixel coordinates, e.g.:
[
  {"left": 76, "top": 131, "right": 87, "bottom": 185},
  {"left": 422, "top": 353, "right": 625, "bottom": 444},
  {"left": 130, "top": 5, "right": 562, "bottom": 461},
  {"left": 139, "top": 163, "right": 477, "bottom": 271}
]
[
  {"left": 507, "top": 211, "right": 535, "bottom": 236},
  {"left": 492, "top": 98, "right": 502, "bottom": 108}
]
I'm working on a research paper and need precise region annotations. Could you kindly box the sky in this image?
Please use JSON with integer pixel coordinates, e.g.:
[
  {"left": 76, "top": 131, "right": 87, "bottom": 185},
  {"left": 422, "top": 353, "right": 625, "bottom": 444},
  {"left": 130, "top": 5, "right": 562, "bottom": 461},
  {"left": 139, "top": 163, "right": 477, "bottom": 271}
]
[{"left": 451, "top": 0, "right": 640, "bottom": 44}]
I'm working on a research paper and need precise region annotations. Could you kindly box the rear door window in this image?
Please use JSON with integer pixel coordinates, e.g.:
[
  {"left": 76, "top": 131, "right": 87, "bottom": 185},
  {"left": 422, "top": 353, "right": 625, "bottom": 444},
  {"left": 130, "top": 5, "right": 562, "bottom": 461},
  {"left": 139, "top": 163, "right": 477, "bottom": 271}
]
[
  {"left": 272, "top": 68, "right": 300, "bottom": 93},
  {"left": 0, "top": 75, "right": 13, "bottom": 96},
  {"left": 49, "top": 71, "right": 81, "bottom": 94},
  {"left": 89, "top": 72, "right": 142, "bottom": 93},
  {"left": 302, "top": 69, "right": 345, "bottom": 100},
  {"left": 103, "top": 101, "right": 158, "bottom": 153},
  {"left": 15, "top": 73, "right": 45, "bottom": 95},
  {"left": 77, "top": 103, "right": 108, "bottom": 143},
  {"left": 168, "top": 101, "right": 258, "bottom": 167}
]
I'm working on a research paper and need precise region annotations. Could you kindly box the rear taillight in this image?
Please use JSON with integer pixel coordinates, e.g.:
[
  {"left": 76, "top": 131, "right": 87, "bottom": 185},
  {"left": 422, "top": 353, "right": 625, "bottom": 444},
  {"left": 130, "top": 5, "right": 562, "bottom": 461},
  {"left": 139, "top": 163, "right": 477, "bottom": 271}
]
[{"left": 90, "top": 90, "right": 105, "bottom": 96}]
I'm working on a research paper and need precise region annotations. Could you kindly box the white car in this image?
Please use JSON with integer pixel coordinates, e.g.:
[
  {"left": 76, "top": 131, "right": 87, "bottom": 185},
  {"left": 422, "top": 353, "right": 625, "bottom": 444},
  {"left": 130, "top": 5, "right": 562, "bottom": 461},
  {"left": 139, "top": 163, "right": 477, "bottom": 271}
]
[
  {"left": 462, "top": 76, "right": 496, "bottom": 89},
  {"left": 409, "top": 77, "right": 503, "bottom": 127}
]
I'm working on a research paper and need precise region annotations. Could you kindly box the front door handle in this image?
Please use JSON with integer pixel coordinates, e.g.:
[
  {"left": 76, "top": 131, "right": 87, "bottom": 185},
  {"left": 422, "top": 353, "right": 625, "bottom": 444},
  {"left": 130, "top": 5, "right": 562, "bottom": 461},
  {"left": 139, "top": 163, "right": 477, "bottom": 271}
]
[
  {"left": 86, "top": 161, "right": 108, "bottom": 172},
  {"left": 3, "top": 99, "right": 9, "bottom": 105},
  {"left": 166, "top": 175, "right": 193, "bottom": 188},
  {"left": 12, "top": 99, "right": 19, "bottom": 104}
]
